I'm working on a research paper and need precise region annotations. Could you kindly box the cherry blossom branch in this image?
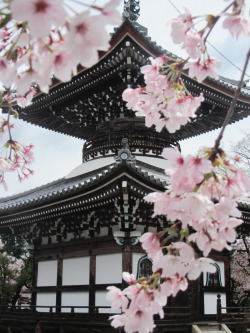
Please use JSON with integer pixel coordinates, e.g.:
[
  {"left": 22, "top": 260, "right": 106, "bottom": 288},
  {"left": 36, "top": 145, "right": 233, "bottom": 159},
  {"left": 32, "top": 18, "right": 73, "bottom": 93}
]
[{"left": 0, "top": 0, "right": 122, "bottom": 189}]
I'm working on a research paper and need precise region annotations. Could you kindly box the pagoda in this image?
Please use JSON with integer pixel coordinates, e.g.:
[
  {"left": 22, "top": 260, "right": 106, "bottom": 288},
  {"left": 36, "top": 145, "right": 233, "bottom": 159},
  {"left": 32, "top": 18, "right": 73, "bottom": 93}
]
[{"left": 0, "top": 1, "right": 249, "bottom": 332}]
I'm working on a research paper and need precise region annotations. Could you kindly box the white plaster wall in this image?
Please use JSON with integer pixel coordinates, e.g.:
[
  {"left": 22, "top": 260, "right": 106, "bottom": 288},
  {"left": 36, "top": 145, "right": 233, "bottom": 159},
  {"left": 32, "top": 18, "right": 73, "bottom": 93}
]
[
  {"left": 203, "top": 261, "right": 225, "bottom": 287},
  {"left": 95, "top": 291, "right": 120, "bottom": 314},
  {"left": 61, "top": 292, "right": 89, "bottom": 313},
  {"left": 66, "top": 157, "right": 114, "bottom": 178},
  {"left": 62, "top": 257, "right": 90, "bottom": 286},
  {"left": 36, "top": 293, "right": 56, "bottom": 312},
  {"left": 137, "top": 156, "right": 170, "bottom": 169},
  {"left": 66, "top": 156, "right": 170, "bottom": 180},
  {"left": 37, "top": 260, "right": 57, "bottom": 287},
  {"left": 132, "top": 253, "right": 143, "bottom": 278},
  {"left": 204, "top": 292, "right": 226, "bottom": 314},
  {"left": 96, "top": 253, "right": 122, "bottom": 284}
]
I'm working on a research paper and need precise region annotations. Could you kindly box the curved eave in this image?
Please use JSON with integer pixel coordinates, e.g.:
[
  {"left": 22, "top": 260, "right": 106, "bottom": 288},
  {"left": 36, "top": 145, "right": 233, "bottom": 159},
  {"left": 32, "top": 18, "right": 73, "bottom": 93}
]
[
  {"left": 16, "top": 31, "right": 250, "bottom": 140},
  {"left": 0, "top": 20, "right": 248, "bottom": 143},
  {"left": 4, "top": 20, "right": 248, "bottom": 113},
  {"left": 0, "top": 160, "right": 167, "bottom": 226}
]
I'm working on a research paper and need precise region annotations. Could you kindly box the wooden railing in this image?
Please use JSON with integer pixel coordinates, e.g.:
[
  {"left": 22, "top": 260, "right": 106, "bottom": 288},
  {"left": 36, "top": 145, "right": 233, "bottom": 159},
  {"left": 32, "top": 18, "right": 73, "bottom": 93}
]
[
  {"left": 0, "top": 304, "right": 193, "bottom": 332},
  {"left": 217, "top": 294, "right": 250, "bottom": 333}
]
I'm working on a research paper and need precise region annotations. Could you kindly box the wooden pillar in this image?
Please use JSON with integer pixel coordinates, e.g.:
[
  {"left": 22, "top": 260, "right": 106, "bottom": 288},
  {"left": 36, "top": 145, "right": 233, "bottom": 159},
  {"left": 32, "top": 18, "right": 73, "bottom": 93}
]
[
  {"left": 122, "top": 246, "right": 132, "bottom": 274},
  {"left": 217, "top": 294, "right": 222, "bottom": 322},
  {"left": 199, "top": 274, "right": 205, "bottom": 320},
  {"left": 31, "top": 259, "right": 38, "bottom": 310},
  {"left": 56, "top": 257, "right": 63, "bottom": 313},
  {"left": 224, "top": 257, "right": 231, "bottom": 306},
  {"left": 89, "top": 255, "right": 96, "bottom": 313}
]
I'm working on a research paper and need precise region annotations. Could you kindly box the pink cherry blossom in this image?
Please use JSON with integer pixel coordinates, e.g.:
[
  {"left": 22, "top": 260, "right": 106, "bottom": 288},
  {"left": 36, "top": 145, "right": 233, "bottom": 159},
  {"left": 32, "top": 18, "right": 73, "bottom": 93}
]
[
  {"left": 122, "top": 87, "right": 144, "bottom": 110},
  {"left": 0, "top": 58, "right": 16, "bottom": 87},
  {"left": 110, "top": 306, "right": 156, "bottom": 333},
  {"left": 141, "top": 56, "right": 164, "bottom": 80},
  {"left": 51, "top": 46, "right": 77, "bottom": 83},
  {"left": 139, "top": 232, "right": 162, "bottom": 260},
  {"left": 17, "top": 88, "right": 36, "bottom": 108},
  {"left": 102, "top": 0, "right": 123, "bottom": 25},
  {"left": 218, "top": 218, "right": 242, "bottom": 243},
  {"left": 122, "top": 272, "right": 137, "bottom": 285},
  {"left": 160, "top": 276, "right": 188, "bottom": 297},
  {"left": 170, "top": 8, "right": 193, "bottom": 44},
  {"left": 144, "top": 192, "right": 172, "bottom": 217},
  {"left": 182, "top": 32, "right": 204, "bottom": 59},
  {"left": 222, "top": 168, "right": 250, "bottom": 198},
  {"left": 0, "top": 158, "right": 12, "bottom": 173},
  {"left": 10, "top": 0, "right": 67, "bottom": 39},
  {"left": 223, "top": 14, "right": 250, "bottom": 39},
  {"left": 170, "top": 19, "right": 187, "bottom": 44},
  {"left": 106, "top": 286, "right": 128, "bottom": 311},
  {"left": 184, "top": 58, "right": 221, "bottom": 82},
  {"left": 188, "top": 258, "right": 216, "bottom": 280},
  {"left": 67, "top": 11, "right": 110, "bottom": 68}
]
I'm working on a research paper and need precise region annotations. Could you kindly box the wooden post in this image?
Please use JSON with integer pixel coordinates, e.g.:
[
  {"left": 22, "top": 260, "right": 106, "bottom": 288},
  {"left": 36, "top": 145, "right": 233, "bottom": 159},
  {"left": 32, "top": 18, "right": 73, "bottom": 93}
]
[
  {"left": 217, "top": 294, "right": 222, "bottom": 323},
  {"left": 122, "top": 249, "right": 132, "bottom": 274},
  {"left": 31, "top": 259, "right": 38, "bottom": 310},
  {"left": 56, "top": 257, "right": 63, "bottom": 313},
  {"left": 89, "top": 255, "right": 96, "bottom": 314}
]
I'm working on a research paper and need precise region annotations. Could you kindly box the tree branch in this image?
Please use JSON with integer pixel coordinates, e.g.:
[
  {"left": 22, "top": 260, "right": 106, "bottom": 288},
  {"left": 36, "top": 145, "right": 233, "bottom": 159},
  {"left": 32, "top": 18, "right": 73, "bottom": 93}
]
[{"left": 210, "top": 47, "right": 250, "bottom": 160}]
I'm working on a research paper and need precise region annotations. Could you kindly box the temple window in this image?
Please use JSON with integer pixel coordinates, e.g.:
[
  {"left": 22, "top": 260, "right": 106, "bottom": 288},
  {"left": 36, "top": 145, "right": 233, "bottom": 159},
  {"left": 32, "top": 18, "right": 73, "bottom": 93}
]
[
  {"left": 137, "top": 256, "right": 153, "bottom": 279},
  {"left": 206, "top": 263, "right": 222, "bottom": 287}
]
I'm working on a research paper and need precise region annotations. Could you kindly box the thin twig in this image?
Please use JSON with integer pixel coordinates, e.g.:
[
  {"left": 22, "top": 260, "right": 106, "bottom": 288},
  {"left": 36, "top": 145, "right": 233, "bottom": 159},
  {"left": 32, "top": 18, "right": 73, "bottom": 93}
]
[{"left": 210, "top": 47, "right": 250, "bottom": 161}]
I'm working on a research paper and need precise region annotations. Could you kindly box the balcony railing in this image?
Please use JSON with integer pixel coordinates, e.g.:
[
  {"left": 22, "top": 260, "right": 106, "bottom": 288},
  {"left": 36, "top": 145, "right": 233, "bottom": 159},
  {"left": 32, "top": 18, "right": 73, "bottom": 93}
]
[
  {"left": 216, "top": 294, "right": 250, "bottom": 333},
  {"left": 0, "top": 304, "right": 193, "bottom": 332}
]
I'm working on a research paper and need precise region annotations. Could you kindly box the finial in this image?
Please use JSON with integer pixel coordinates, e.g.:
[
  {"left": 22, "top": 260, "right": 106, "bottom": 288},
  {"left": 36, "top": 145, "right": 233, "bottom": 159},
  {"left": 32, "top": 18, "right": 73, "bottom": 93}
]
[{"left": 123, "top": 0, "right": 140, "bottom": 21}]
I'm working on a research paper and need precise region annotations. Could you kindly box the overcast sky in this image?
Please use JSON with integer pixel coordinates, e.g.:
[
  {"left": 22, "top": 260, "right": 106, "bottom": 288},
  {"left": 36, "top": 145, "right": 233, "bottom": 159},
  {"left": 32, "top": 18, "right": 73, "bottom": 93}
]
[{"left": 1, "top": 0, "right": 249, "bottom": 198}]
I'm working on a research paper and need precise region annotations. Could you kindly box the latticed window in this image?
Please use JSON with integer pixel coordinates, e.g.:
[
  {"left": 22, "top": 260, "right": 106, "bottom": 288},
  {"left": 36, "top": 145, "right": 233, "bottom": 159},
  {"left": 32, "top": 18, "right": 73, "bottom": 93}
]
[
  {"left": 137, "top": 256, "right": 153, "bottom": 278},
  {"left": 206, "top": 263, "right": 222, "bottom": 287}
]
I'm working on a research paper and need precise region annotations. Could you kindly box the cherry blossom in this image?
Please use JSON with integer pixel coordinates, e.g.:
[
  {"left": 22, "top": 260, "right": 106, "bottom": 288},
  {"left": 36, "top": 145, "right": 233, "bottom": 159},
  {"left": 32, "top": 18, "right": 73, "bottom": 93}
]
[
  {"left": 223, "top": 14, "right": 250, "bottom": 39},
  {"left": 67, "top": 11, "right": 110, "bottom": 68},
  {"left": 231, "top": 237, "right": 250, "bottom": 305},
  {"left": 106, "top": 286, "right": 128, "bottom": 311},
  {"left": 0, "top": 58, "right": 16, "bottom": 87},
  {"left": 122, "top": 272, "right": 137, "bottom": 285},
  {"left": 188, "top": 258, "right": 216, "bottom": 280},
  {"left": 16, "top": 88, "right": 37, "bottom": 108},
  {"left": 122, "top": 57, "right": 205, "bottom": 133},
  {"left": 0, "top": 0, "right": 122, "bottom": 186},
  {"left": 182, "top": 32, "right": 205, "bottom": 59},
  {"left": 0, "top": 158, "right": 12, "bottom": 173},
  {"left": 139, "top": 232, "right": 162, "bottom": 259},
  {"left": 184, "top": 58, "right": 221, "bottom": 82},
  {"left": 10, "top": 0, "right": 67, "bottom": 39},
  {"left": 101, "top": 0, "right": 123, "bottom": 25},
  {"left": 110, "top": 307, "right": 156, "bottom": 333},
  {"left": 170, "top": 8, "right": 193, "bottom": 44}
]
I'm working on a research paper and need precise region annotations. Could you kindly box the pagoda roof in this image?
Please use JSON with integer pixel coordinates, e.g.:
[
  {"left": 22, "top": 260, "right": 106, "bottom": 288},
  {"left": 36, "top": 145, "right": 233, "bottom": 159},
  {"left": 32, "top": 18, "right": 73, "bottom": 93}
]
[
  {"left": 0, "top": 157, "right": 168, "bottom": 228},
  {"left": 6, "top": 19, "right": 249, "bottom": 146},
  {"left": 0, "top": 155, "right": 249, "bottom": 238}
]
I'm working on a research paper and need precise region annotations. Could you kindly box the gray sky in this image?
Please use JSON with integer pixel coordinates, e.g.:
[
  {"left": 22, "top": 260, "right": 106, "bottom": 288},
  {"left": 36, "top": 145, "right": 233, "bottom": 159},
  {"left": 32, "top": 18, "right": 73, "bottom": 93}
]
[{"left": 1, "top": 0, "right": 250, "bottom": 197}]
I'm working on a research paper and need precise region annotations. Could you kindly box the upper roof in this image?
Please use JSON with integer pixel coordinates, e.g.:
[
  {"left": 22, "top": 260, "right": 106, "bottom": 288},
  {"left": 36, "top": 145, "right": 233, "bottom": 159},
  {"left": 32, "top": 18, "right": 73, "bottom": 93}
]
[{"left": 2, "top": 19, "right": 248, "bottom": 162}]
